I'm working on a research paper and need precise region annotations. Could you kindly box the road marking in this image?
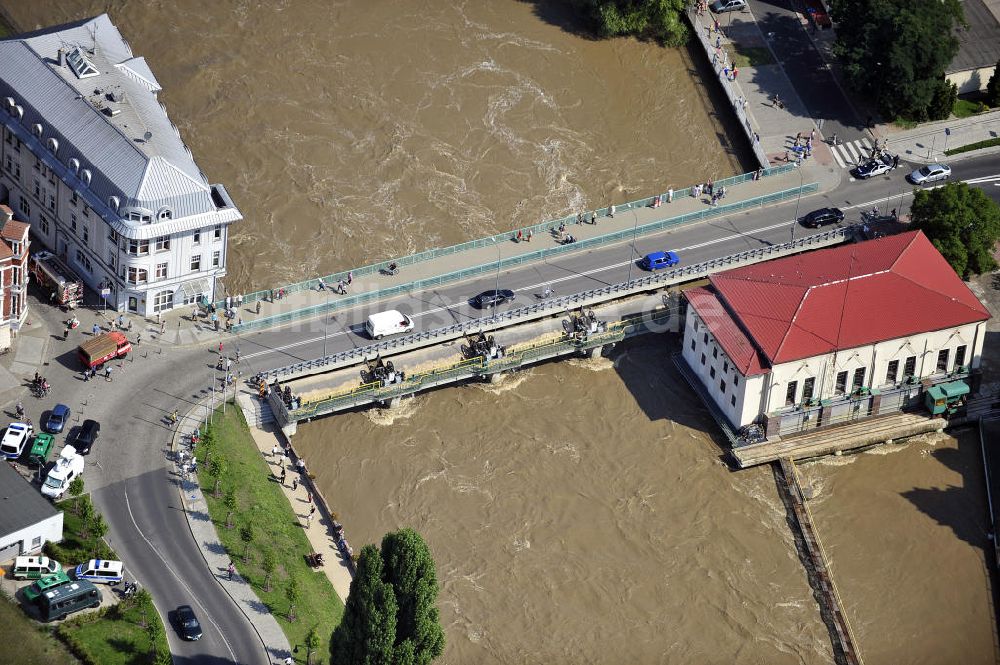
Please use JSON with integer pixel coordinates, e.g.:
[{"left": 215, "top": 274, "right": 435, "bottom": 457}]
[
  {"left": 121, "top": 483, "right": 241, "bottom": 661},
  {"left": 830, "top": 146, "right": 846, "bottom": 169}
]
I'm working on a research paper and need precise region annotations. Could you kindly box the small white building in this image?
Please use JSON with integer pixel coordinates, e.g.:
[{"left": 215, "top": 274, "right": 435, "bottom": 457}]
[
  {"left": 0, "top": 460, "right": 63, "bottom": 563},
  {"left": 0, "top": 15, "right": 242, "bottom": 315},
  {"left": 682, "top": 231, "right": 990, "bottom": 434}
]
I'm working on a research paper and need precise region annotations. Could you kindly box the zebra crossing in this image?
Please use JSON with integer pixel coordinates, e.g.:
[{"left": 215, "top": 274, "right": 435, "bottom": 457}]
[{"left": 829, "top": 137, "right": 876, "bottom": 170}]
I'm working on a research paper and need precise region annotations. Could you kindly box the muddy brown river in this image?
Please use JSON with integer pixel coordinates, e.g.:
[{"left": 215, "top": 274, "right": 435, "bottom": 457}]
[{"left": 3, "top": 2, "right": 995, "bottom": 663}]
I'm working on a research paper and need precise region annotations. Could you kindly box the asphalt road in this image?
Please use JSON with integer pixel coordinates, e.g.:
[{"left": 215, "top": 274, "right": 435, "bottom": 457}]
[
  {"left": 234, "top": 153, "right": 1000, "bottom": 377},
  {"left": 746, "top": 0, "right": 866, "bottom": 143},
  {"left": 15, "top": 151, "right": 1000, "bottom": 665}
]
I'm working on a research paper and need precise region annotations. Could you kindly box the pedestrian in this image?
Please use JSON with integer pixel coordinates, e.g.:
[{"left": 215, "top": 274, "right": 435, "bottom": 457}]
[
  {"left": 291, "top": 477, "right": 299, "bottom": 492},
  {"left": 706, "top": 179, "right": 713, "bottom": 195},
  {"left": 136, "top": 334, "right": 141, "bottom": 346},
  {"left": 516, "top": 229, "right": 523, "bottom": 242},
  {"left": 255, "top": 300, "right": 261, "bottom": 315},
  {"left": 347, "top": 271, "right": 353, "bottom": 285},
  {"left": 110, "top": 319, "right": 118, "bottom": 332},
  {"left": 712, "top": 51, "right": 718, "bottom": 67},
  {"left": 715, "top": 35, "right": 721, "bottom": 49},
  {"left": 280, "top": 467, "right": 287, "bottom": 485},
  {"left": 309, "top": 505, "right": 316, "bottom": 517},
  {"left": 281, "top": 452, "right": 288, "bottom": 470},
  {"left": 892, "top": 154, "right": 899, "bottom": 169},
  {"left": 63, "top": 327, "right": 69, "bottom": 340},
  {"left": 307, "top": 491, "right": 313, "bottom": 504},
  {"left": 219, "top": 341, "right": 224, "bottom": 354},
  {"left": 608, "top": 204, "right": 615, "bottom": 218},
  {"left": 667, "top": 188, "right": 673, "bottom": 203},
  {"left": 722, "top": 66, "right": 729, "bottom": 80},
  {"left": 236, "top": 294, "right": 243, "bottom": 308},
  {"left": 160, "top": 321, "right": 165, "bottom": 334},
  {"left": 590, "top": 211, "right": 596, "bottom": 225},
  {"left": 830, "top": 132, "right": 838, "bottom": 145},
  {"left": 306, "top": 513, "right": 313, "bottom": 527},
  {"left": 732, "top": 66, "right": 738, "bottom": 81},
  {"left": 191, "top": 307, "right": 198, "bottom": 321},
  {"left": 227, "top": 561, "right": 235, "bottom": 580},
  {"left": 526, "top": 229, "right": 533, "bottom": 242},
  {"left": 92, "top": 323, "right": 100, "bottom": 336},
  {"left": 105, "top": 365, "right": 113, "bottom": 381},
  {"left": 576, "top": 212, "right": 583, "bottom": 225},
  {"left": 225, "top": 295, "right": 231, "bottom": 310},
  {"left": 118, "top": 314, "right": 125, "bottom": 328},
  {"left": 810, "top": 128, "right": 815, "bottom": 141}
]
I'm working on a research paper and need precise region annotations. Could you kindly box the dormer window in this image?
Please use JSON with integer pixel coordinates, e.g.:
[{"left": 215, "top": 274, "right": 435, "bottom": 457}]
[
  {"left": 66, "top": 47, "right": 99, "bottom": 79},
  {"left": 157, "top": 207, "right": 173, "bottom": 220}
]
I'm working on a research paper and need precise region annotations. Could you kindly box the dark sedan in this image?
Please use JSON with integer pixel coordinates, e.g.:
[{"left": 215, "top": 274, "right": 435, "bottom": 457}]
[
  {"left": 70, "top": 419, "right": 101, "bottom": 455},
  {"left": 472, "top": 289, "right": 516, "bottom": 309},
  {"left": 799, "top": 207, "right": 845, "bottom": 228},
  {"left": 173, "top": 604, "right": 203, "bottom": 641}
]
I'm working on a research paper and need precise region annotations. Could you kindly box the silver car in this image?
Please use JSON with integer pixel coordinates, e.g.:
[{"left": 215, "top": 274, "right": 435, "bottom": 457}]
[
  {"left": 908, "top": 163, "right": 951, "bottom": 185},
  {"left": 710, "top": 0, "right": 747, "bottom": 12}
]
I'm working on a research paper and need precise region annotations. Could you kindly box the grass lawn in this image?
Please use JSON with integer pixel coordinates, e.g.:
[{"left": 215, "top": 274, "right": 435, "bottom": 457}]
[
  {"left": 0, "top": 591, "right": 78, "bottom": 664},
  {"left": 58, "top": 595, "right": 168, "bottom": 665},
  {"left": 197, "top": 406, "right": 343, "bottom": 663},
  {"left": 953, "top": 98, "right": 985, "bottom": 119},
  {"left": 726, "top": 44, "right": 774, "bottom": 68},
  {"left": 45, "top": 497, "right": 115, "bottom": 565},
  {"left": 945, "top": 136, "right": 1000, "bottom": 156}
]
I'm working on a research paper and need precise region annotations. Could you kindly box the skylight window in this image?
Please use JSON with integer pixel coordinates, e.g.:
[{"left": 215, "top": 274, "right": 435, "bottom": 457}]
[{"left": 66, "top": 47, "right": 99, "bottom": 79}]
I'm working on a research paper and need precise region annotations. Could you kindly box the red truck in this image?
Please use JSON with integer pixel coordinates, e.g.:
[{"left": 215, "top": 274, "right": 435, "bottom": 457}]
[{"left": 77, "top": 332, "right": 132, "bottom": 369}]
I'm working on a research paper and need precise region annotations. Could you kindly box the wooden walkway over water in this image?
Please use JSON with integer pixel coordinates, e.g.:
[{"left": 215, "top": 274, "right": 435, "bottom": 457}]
[{"left": 778, "top": 458, "right": 864, "bottom": 665}]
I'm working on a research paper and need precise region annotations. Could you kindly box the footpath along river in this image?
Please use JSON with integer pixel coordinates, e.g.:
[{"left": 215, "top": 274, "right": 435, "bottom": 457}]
[{"left": 3, "top": 2, "right": 995, "bottom": 663}]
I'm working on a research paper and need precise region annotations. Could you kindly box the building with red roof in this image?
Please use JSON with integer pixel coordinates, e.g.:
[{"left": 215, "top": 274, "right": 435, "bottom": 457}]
[
  {"left": 681, "top": 231, "right": 990, "bottom": 430},
  {"left": 0, "top": 204, "right": 30, "bottom": 350}
]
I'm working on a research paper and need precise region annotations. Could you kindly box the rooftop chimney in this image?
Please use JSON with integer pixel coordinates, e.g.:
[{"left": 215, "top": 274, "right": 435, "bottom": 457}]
[{"left": 57, "top": 48, "right": 65, "bottom": 67}]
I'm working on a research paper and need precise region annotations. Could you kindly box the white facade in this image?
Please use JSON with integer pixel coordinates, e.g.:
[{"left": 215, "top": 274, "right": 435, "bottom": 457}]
[
  {"left": 0, "top": 511, "right": 63, "bottom": 561},
  {"left": 683, "top": 305, "right": 987, "bottom": 429}
]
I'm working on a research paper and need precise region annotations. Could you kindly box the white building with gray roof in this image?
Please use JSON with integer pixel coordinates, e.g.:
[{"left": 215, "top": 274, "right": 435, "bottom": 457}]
[{"left": 0, "top": 14, "right": 241, "bottom": 315}]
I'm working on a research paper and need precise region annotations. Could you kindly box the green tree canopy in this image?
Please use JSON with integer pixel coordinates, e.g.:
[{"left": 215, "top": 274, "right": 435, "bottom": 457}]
[
  {"left": 381, "top": 529, "right": 446, "bottom": 665},
  {"left": 331, "top": 544, "right": 398, "bottom": 665},
  {"left": 828, "top": 0, "right": 964, "bottom": 121},
  {"left": 570, "top": 0, "right": 688, "bottom": 46},
  {"left": 911, "top": 182, "right": 1000, "bottom": 277}
]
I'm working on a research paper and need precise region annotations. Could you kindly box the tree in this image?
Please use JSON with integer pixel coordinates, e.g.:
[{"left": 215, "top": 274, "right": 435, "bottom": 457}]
[
  {"left": 380, "top": 529, "right": 445, "bottom": 665},
  {"left": 261, "top": 550, "right": 277, "bottom": 592},
  {"left": 199, "top": 424, "right": 216, "bottom": 465},
  {"left": 239, "top": 523, "right": 254, "bottom": 563},
  {"left": 77, "top": 498, "right": 95, "bottom": 538},
  {"left": 68, "top": 475, "right": 84, "bottom": 501},
  {"left": 305, "top": 625, "right": 322, "bottom": 665},
  {"left": 134, "top": 588, "right": 153, "bottom": 628},
  {"left": 88, "top": 513, "right": 109, "bottom": 542},
  {"left": 330, "top": 545, "right": 398, "bottom": 665},
  {"left": 153, "top": 644, "right": 172, "bottom": 665},
  {"left": 828, "top": 0, "right": 964, "bottom": 121},
  {"left": 208, "top": 457, "right": 225, "bottom": 498},
  {"left": 570, "top": 0, "right": 688, "bottom": 46},
  {"left": 911, "top": 181, "right": 1000, "bottom": 277},
  {"left": 224, "top": 488, "right": 238, "bottom": 529},
  {"left": 286, "top": 576, "right": 301, "bottom": 622},
  {"left": 987, "top": 59, "right": 1000, "bottom": 107},
  {"left": 146, "top": 617, "right": 163, "bottom": 657}
]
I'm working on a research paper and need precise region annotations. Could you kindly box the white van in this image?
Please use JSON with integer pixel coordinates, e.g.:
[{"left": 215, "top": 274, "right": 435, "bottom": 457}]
[
  {"left": 12, "top": 555, "right": 61, "bottom": 580},
  {"left": 72, "top": 559, "right": 123, "bottom": 585},
  {"left": 365, "top": 310, "right": 415, "bottom": 340},
  {"left": 42, "top": 445, "right": 84, "bottom": 499}
]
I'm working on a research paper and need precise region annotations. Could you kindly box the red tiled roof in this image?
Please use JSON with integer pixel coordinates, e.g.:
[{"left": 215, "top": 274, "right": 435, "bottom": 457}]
[
  {"left": 686, "top": 286, "right": 769, "bottom": 376},
  {"left": 0, "top": 243, "right": 13, "bottom": 261},
  {"left": 1, "top": 220, "right": 29, "bottom": 242},
  {"left": 710, "top": 231, "right": 990, "bottom": 365}
]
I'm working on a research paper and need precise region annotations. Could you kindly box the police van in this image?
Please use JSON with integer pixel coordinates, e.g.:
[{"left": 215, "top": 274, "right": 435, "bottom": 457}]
[
  {"left": 72, "top": 559, "right": 124, "bottom": 585},
  {"left": 39, "top": 579, "right": 102, "bottom": 622},
  {"left": 11, "top": 555, "right": 61, "bottom": 580}
]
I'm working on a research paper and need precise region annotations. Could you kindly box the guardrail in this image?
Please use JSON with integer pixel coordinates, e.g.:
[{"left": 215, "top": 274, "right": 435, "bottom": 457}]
[
  {"left": 215, "top": 163, "right": 797, "bottom": 311},
  {"left": 232, "top": 179, "right": 815, "bottom": 334},
  {"left": 688, "top": 10, "right": 770, "bottom": 168},
  {"left": 274, "top": 314, "right": 669, "bottom": 423},
  {"left": 255, "top": 217, "right": 848, "bottom": 386}
]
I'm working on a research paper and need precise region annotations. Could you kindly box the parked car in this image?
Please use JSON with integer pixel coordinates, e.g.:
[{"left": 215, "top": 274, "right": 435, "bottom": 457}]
[
  {"left": 710, "top": 0, "right": 747, "bottom": 12},
  {"left": 908, "top": 163, "right": 951, "bottom": 185},
  {"left": 45, "top": 404, "right": 71, "bottom": 434},
  {"left": 799, "top": 207, "right": 845, "bottom": 228},
  {"left": 28, "top": 433, "right": 55, "bottom": 466},
  {"left": 173, "top": 605, "right": 203, "bottom": 641},
  {"left": 1, "top": 422, "right": 34, "bottom": 459},
  {"left": 472, "top": 289, "right": 516, "bottom": 309},
  {"left": 69, "top": 420, "right": 101, "bottom": 455},
  {"left": 640, "top": 250, "right": 681, "bottom": 270},
  {"left": 41, "top": 445, "right": 84, "bottom": 499},
  {"left": 851, "top": 154, "right": 894, "bottom": 179}
]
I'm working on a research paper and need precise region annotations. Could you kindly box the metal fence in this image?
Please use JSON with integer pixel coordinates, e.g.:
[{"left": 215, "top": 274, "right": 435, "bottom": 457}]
[
  {"left": 232, "top": 179, "right": 814, "bottom": 334},
  {"left": 215, "top": 163, "right": 797, "bottom": 311},
  {"left": 688, "top": 10, "right": 770, "bottom": 168},
  {"left": 255, "top": 220, "right": 845, "bottom": 385}
]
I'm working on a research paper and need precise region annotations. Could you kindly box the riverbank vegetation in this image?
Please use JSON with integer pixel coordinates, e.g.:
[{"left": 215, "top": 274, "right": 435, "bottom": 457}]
[
  {"left": 911, "top": 182, "right": 1000, "bottom": 278},
  {"left": 331, "top": 528, "right": 445, "bottom": 665},
  {"left": 828, "top": 0, "right": 964, "bottom": 122},
  {"left": 195, "top": 408, "right": 343, "bottom": 663},
  {"left": 570, "top": 0, "right": 688, "bottom": 46}
]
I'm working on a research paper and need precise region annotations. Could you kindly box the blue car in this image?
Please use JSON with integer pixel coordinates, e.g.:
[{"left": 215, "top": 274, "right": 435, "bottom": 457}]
[
  {"left": 640, "top": 251, "right": 680, "bottom": 270},
  {"left": 45, "top": 404, "right": 71, "bottom": 434}
]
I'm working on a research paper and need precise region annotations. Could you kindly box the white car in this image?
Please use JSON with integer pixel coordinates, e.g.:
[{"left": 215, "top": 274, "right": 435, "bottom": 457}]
[
  {"left": 710, "top": 0, "right": 747, "bottom": 12},
  {"left": 1, "top": 422, "right": 34, "bottom": 459},
  {"left": 908, "top": 163, "right": 951, "bottom": 185},
  {"left": 42, "top": 445, "right": 84, "bottom": 499}
]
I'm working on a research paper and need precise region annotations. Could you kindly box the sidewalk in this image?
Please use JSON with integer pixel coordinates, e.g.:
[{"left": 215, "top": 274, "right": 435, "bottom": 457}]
[
  {"left": 879, "top": 111, "right": 1000, "bottom": 163},
  {"left": 173, "top": 404, "right": 293, "bottom": 664}
]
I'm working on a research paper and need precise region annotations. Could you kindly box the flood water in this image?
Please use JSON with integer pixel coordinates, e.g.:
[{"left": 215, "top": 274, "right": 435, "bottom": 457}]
[{"left": 4, "top": 2, "right": 994, "bottom": 663}]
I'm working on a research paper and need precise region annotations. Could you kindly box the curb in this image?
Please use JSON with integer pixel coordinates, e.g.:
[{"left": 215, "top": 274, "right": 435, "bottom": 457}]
[{"left": 169, "top": 393, "right": 289, "bottom": 663}]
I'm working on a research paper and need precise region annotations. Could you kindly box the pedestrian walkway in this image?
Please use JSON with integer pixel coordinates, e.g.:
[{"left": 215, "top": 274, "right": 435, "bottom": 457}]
[
  {"left": 879, "top": 111, "right": 1000, "bottom": 164},
  {"left": 829, "top": 137, "right": 876, "bottom": 170},
  {"left": 173, "top": 404, "right": 293, "bottom": 665}
]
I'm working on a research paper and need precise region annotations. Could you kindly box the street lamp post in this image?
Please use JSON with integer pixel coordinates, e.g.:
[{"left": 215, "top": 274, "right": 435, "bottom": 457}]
[{"left": 626, "top": 208, "right": 639, "bottom": 285}]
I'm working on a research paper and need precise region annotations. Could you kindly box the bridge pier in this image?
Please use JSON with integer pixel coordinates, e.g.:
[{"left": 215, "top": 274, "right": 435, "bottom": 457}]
[
  {"left": 380, "top": 396, "right": 402, "bottom": 409},
  {"left": 281, "top": 421, "right": 298, "bottom": 439},
  {"left": 580, "top": 344, "right": 608, "bottom": 359},
  {"left": 488, "top": 373, "right": 502, "bottom": 384}
]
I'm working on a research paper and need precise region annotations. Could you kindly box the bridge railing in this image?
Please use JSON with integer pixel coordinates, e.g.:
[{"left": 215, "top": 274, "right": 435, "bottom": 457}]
[
  {"left": 232, "top": 178, "right": 813, "bottom": 334},
  {"left": 216, "top": 164, "right": 797, "bottom": 311},
  {"left": 255, "top": 215, "right": 847, "bottom": 386}
]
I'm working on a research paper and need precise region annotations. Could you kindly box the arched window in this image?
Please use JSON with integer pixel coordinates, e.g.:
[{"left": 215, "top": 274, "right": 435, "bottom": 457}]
[
  {"left": 80, "top": 169, "right": 91, "bottom": 186},
  {"left": 157, "top": 207, "right": 173, "bottom": 220},
  {"left": 47, "top": 137, "right": 58, "bottom": 153}
]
